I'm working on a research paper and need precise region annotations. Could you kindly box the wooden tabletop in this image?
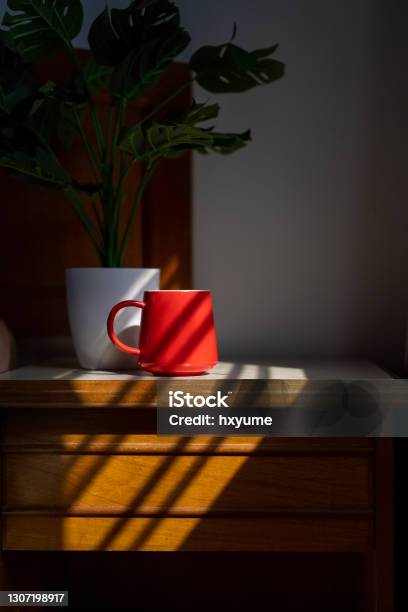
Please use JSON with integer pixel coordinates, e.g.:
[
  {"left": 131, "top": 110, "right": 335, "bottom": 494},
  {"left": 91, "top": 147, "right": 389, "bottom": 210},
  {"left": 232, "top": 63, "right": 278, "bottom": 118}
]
[{"left": 0, "top": 354, "right": 391, "bottom": 408}]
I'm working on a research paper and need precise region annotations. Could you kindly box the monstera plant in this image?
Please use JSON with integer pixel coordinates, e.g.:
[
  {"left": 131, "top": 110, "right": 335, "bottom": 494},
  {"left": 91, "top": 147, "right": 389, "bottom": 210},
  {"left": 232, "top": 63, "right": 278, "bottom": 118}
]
[{"left": 0, "top": 0, "right": 284, "bottom": 370}]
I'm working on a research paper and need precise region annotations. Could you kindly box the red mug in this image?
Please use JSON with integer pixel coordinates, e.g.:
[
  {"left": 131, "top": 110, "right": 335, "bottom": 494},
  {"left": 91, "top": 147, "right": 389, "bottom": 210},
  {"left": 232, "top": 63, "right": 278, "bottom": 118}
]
[{"left": 107, "top": 290, "right": 218, "bottom": 375}]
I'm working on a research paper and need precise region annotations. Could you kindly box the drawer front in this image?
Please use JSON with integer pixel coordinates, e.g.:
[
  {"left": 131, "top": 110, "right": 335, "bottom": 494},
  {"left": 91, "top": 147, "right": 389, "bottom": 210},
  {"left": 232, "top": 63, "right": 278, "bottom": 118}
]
[
  {"left": 3, "top": 409, "right": 374, "bottom": 454},
  {"left": 5, "top": 453, "right": 372, "bottom": 513},
  {"left": 2, "top": 409, "right": 375, "bottom": 552},
  {"left": 3, "top": 516, "right": 372, "bottom": 552}
]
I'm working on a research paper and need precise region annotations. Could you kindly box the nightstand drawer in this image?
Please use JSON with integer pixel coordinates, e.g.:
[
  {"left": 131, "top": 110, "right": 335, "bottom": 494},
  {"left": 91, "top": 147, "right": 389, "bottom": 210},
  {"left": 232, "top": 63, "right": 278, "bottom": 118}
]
[
  {"left": 3, "top": 515, "right": 372, "bottom": 552},
  {"left": 4, "top": 453, "right": 372, "bottom": 513}
]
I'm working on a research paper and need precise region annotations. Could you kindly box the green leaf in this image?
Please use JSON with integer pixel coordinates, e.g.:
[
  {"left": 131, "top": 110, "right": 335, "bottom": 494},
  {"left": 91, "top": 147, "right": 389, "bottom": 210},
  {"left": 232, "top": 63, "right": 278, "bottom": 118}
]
[
  {"left": 88, "top": 6, "right": 125, "bottom": 67},
  {"left": 82, "top": 57, "right": 113, "bottom": 96},
  {"left": 119, "top": 121, "right": 213, "bottom": 166},
  {"left": 251, "top": 43, "right": 279, "bottom": 59},
  {"left": 0, "top": 144, "right": 70, "bottom": 189},
  {"left": 190, "top": 40, "right": 284, "bottom": 93},
  {"left": 0, "top": 45, "right": 40, "bottom": 136},
  {"left": 0, "top": 85, "right": 36, "bottom": 126},
  {"left": 160, "top": 102, "right": 250, "bottom": 154},
  {"left": 34, "top": 79, "right": 86, "bottom": 147},
  {"left": 119, "top": 103, "right": 251, "bottom": 166},
  {"left": 200, "top": 129, "right": 251, "bottom": 154},
  {"left": 88, "top": 1, "right": 190, "bottom": 100},
  {"left": 0, "top": 72, "right": 35, "bottom": 116},
  {"left": 38, "top": 79, "right": 86, "bottom": 105},
  {"left": 119, "top": 124, "right": 145, "bottom": 157},
  {"left": 89, "top": 1, "right": 181, "bottom": 66},
  {"left": 57, "top": 102, "right": 78, "bottom": 147},
  {"left": 26, "top": 96, "right": 57, "bottom": 143},
  {"left": 1, "top": 0, "right": 83, "bottom": 62}
]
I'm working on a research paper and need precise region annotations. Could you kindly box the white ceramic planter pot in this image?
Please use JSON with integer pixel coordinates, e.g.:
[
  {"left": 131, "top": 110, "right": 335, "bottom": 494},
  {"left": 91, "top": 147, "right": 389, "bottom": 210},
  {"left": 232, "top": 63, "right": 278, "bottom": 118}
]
[{"left": 66, "top": 268, "right": 160, "bottom": 370}]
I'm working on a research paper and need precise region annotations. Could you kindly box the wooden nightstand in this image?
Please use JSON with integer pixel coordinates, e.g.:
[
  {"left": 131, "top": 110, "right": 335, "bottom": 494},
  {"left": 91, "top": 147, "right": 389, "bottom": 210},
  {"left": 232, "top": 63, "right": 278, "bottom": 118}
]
[{"left": 0, "top": 358, "right": 393, "bottom": 611}]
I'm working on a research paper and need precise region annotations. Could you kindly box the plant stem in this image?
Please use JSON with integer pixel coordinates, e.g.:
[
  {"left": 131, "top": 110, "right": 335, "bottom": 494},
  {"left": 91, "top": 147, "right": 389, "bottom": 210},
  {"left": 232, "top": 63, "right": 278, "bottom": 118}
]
[
  {"left": 138, "top": 80, "right": 193, "bottom": 127},
  {"left": 72, "top": 108, "right": 101, "bottom": 183},
  {"left": 105, "top": 160, "right": 132, "bottom": 265},
  {"left": 106, "top": 104, "right": 115, "bottom": 166},
  {"left": 104, "top": 183, "right": 118, "bottom": 267},
  {"left": 24, "top": 122, "right": 60, "bottom": 166},
  {"left": 112, "top": 98, "right": 127, "bottom": 165},
  {"left": 103, "top": 98, "right": 128, "bottom": 265},
  {"left": 106, "top": 80, "right": 192, "bottom": 266},
  {"left": 64, "top": 186, "right": 103, "bottom": 255},
  {"left": 65, "top": 44, "right": 106, "bottom": 159},
  {"left": 117, "top": 164, "right": 156, "bottom": 266},
  {"left": 90, "top": 194, "right": 104, "bottom": 232},
  {"left": 109, "top": 101, "right": 125, "bottom": 203}
]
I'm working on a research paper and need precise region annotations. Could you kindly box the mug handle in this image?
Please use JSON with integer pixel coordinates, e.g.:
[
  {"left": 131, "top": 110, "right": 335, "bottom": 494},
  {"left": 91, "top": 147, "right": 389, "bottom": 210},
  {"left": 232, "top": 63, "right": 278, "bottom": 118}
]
[{"left": 107, "top": 300, "right": 146, "bottom": 356}]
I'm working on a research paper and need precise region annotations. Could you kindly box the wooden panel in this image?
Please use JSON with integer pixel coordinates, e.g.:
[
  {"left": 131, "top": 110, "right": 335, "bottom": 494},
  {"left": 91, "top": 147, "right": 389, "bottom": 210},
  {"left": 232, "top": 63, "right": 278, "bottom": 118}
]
[
  {"left": 0, "top": 376, "right": 391, "bottom": 408},
  {"left": 3, "top": 432, "right": 374, "bottom": 455},
  {"left": 0, "top": 50, "right": 192, "bottom": 335},
  {"left": 373, "top": 438, "right": 394, "bottom": 611},
  {"left": 2, "top": 407, "right": 374, "bottom": 454},
  {"left": 4, "top": 454, "right": 372, "bottom": 513},
  {"left": 0, "top": 379, "right": 158, "bottom": 407},
  {"left": 3, "top": 516, "right": 372, "bottom": 552}
]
